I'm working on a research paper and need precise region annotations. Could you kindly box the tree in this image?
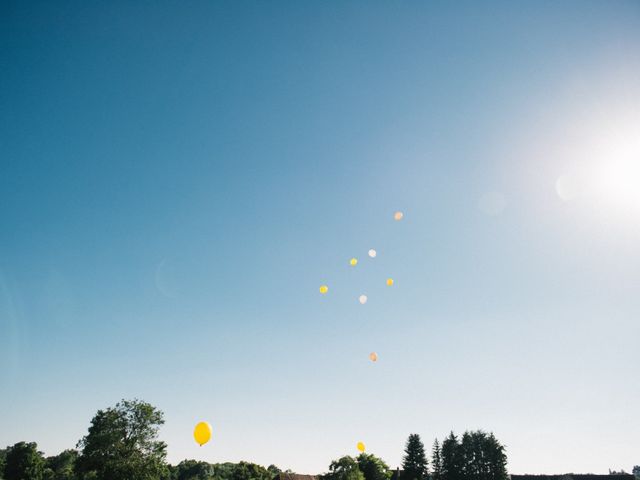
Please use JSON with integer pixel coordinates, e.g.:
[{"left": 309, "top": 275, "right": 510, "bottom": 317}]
[
  {"left": 441, "top": 433, "right": 462, "bottom": 480},
  {"left": 230, "top": 462, "right": 272, "bottom": 480},
  {"left": 76, "top": 399, "right": 168, "bottom": 480},
  {"left": 267, "top": 465, "right": 282, "bottom": 479},
  {"left": 632, "top": 466, "right": 640, "bottom": 479},
  {"left": 356, "top": 454, "right": 390, "bottom": 480},
  {"left": 484, "top": 433, "right": 507, "bottom": 480},
  {"left": 44, "top": 450, "right": 78, "bottom": 480},
  {"left": 431, "top": 439, "right": 443, "bottom": 480},
  {"left": 441, "top": 431, "right": 507, "bottom": 480},
  {"left": 323, "top": 457, "right": 365, "bottom": 480},
  {"left": 170, "top": 460, "right": 214, "bottom": 480},
  {"left": 1, "top": 448, "right": 7, "bottom": 479},
  {"left": 4, "top": 442, "right": 45, "bottom": 480},
  {"left": 210, "top": 463, "right": 235, "bottom": 480},
  {"left": 402, "top": 434, "right": 428, "bottom": 480}
]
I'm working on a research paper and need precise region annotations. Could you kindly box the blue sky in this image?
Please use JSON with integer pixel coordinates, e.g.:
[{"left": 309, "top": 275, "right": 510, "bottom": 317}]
[{"left": 1, "top": 0, "right": 639, "bottom": 474}]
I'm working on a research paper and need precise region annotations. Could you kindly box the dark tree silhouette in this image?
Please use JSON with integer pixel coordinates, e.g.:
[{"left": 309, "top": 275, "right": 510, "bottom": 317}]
[
  {"left": 402, "top": 434, "right": 429, "bottom": 480},
  {"left": 432, "top": 439, "right": 443, "bottom": 480},
  {"left": 441, "top": 431, "right": 507, "bottom": 480},
  {"left": 441, "top": 432, "right": 462, "bottom": 480}
]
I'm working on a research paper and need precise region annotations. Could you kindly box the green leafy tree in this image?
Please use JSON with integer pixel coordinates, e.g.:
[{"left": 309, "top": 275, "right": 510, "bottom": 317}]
[
  {"left": 1, "top": 448, "right": 7, "bottom": 479},
  {"left": 4, "top": 442, "right": 45, "bottom": 480},
  {"left": 356, "top": 454, "right": 390, "bottom": 480},
  {"left": 431, "top": 439, "right": 443, "bottom": 480},
  {"left": 402, "top": 434, "right": 428, "bottom": 480},
  {"left": 323, "top": 456, "right": 365, "bottom": 480},
  {"left": 210, "top": 463, "right": 235, "bottom": 480},
  {"left": 76, "top": 399, "right": 169, "bottom": 480},
  {"left": 267, "top": 465, "right": 282, "bottom": 479},
  {"left": 171, "top": 460, "right": 214, "bottom": 480},
  {"left": 230, "top": 462, "right": 272, "bottom": 480},
  {"left": 44, "top": 450, "right": 78, "bottom": 480}
]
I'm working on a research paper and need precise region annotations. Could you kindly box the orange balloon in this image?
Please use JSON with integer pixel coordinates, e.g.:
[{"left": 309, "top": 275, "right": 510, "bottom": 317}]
[{"left": 369, "top": 352, "right": 378, "bottom": 362}]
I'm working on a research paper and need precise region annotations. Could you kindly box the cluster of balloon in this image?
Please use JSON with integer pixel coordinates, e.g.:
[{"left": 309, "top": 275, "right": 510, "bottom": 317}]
[
  {"left": 194, "top": 421, "right": 212, "bottom": 447},
  {"left": 319, "top": 210, "right": 402, "bottom": 339},
  {"left": 316, "top": 211, "right": 403, "bottom": 451}
]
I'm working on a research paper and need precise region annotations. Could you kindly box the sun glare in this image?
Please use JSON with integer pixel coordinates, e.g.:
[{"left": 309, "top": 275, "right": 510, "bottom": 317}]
[
  {"left": 555, "top": 117, "right": 640, "bottom": 219},
  {"left": 589, "top": 128, "right": 640, "bottom": 212}
]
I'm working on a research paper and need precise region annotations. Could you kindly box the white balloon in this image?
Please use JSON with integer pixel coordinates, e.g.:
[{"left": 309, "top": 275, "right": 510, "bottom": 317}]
[
  {"left": 359, "top": 295, "right": 368, "bottom": 304},
  {"left": 368, "top": 249, "right": 377, "bottom": 258}
]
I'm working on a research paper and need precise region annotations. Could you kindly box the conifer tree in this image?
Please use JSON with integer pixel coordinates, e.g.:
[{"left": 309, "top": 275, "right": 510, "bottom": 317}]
[
  {"left": 402, "top": 434, "right": 429, "bottom": 480},
  {"left": 432, "top": 439, "right": 443, "bottom": 480}
]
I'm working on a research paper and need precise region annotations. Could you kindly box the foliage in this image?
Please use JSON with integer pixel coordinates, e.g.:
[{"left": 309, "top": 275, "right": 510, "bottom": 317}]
[
  {"left": 76, "top": 399, "right": 168, "bottom": 480},
  {"left": 632, "top": 466, "right": 640, "bottom": 479},
  {"left": 323, "top": 456, "right": 365, "bottom": 480},
  {"left": 356, "top": 454, "right": 390, "bottom": 480},
  {"left": 432, "top": 439, "right": 443, "bottom": 480},
  {"left": 267, "top": 465, "right": 282, "bottom": 479},
  {"left": 441, "top": 431, "right": 507, "bottom": 480},
  {"left": 4, "top": 442, "right": 45, "bottom": 480},
  {"left": 441, "top": 433, "right": 462, "bottom": 480},
  {"left": 402, "top": 434, "right": 428, "bottom": 480},
  {"left": 0, "top": 449, "right": 6, "bottom": 479},
  {"left": 44, "top": 449, "right": 78, "bottom": 480},
  {"left": 229, "top": 462, "right": 273, "bottom": 480},
  {"left": 170, "top": 459, "right": 215, "bottom": 480}
]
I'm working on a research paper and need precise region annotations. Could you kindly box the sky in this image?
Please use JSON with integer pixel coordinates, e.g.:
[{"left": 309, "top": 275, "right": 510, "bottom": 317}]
[{"left": 1, "top": 0, "right": 639, "bottom": 475}]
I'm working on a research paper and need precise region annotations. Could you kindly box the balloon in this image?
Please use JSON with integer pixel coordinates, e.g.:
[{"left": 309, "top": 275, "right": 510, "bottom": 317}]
[
  {"left": 368, "top": 249, "right": 377, "bottom": 258},
  {"left": 359, "top": 295, "right": 368, "bottom": 304},
  {"left": 394, "top": 211, "right": 404, "bottom": 221},
  {"left": 369, "top": 352, "right": 378, "bottom": 362},
  {"left": 386, "top": 278, "right": 394, "bottom": 286},
  {"left": 350, "top": 258, "right": 358, "bottom": 266},
  {"left": 319, "top": 285, "right": 329, "bottom": 294},
  {"left": 193, "top": 421, "right": 212, "bottom": 446},
  {"left": 357, "top": 442, "right": 366, "bottom": 453}
]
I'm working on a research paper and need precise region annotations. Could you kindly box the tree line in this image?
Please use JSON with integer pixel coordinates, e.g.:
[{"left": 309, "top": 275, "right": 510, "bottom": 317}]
[
  {"left": 323, "top": 432, "right": 508, "bottom": 480},
  {"left": 1, "top": 399, "right": 636, "bottom": 480}
]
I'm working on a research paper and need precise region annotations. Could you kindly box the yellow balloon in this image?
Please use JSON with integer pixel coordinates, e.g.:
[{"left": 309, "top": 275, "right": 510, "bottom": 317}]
[
  {"left": 319, "top": 285, "right": 329, "bottom": 294},
  {"left": 357, "top": 441, "right": 366, "bottom": 453},
  {"left": 193, "top": 421, "right": 212, "bottom": 446},
  {"left": 386, "top": 278, "right": 394, "bottom": 286},
  {"left": 350, "top": 258, "right": 358, "bottom": 266}
]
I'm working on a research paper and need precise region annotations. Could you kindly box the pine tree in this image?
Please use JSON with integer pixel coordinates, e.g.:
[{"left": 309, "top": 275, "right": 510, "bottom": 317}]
[
  {"left": 432, "top": 439, "right": 443, "bottom": 480},
  {"left": 402, "top": 434, "right": 429, "bottom": 480},
  {"left": 441, "top": 432, "right": 462, "bottom": 480},
  {"left": 485, "top": 433, "right": 508, "bottom": 480}
]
